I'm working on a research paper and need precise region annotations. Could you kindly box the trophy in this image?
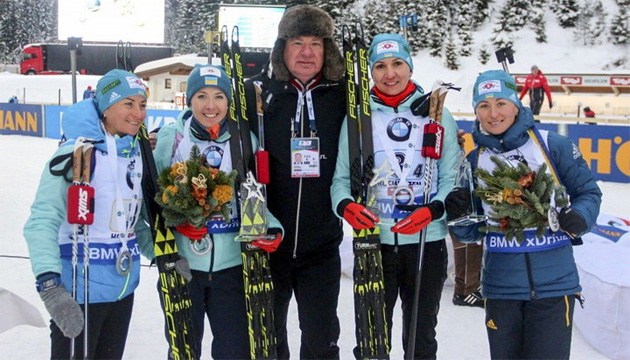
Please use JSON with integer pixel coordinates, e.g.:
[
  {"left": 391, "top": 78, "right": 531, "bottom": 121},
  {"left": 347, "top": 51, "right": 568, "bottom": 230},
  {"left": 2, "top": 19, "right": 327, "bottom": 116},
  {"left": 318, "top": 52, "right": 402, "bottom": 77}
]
[
  {"left": 447, "top": 150, "right": 487, "bottom": 226},
  {"left": 237, "top": 171, "right": 273, "bottom": 241}
]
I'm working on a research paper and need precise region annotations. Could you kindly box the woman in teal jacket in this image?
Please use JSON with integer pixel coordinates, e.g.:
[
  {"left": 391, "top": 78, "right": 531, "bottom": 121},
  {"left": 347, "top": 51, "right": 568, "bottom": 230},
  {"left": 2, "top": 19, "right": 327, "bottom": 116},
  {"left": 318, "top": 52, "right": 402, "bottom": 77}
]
[
  {"left": 23, "top": 69, "right": 154, "bottom": 359},
  {"left": 446, "top": 70, "right": 602, "bottom": 359},
  {"left": 331, "top": 34, "right": 458, "bottom": 359},
  {"left": 153, "top": 64, "right": 283, "bottom": 359}
]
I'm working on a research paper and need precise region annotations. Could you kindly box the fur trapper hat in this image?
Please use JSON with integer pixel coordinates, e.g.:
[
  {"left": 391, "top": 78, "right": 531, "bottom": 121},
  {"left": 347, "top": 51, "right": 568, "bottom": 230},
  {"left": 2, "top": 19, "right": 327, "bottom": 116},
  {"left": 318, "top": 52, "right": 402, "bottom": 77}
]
[{"left": 270, "top": 5, "right": 344, "bottom": 82}]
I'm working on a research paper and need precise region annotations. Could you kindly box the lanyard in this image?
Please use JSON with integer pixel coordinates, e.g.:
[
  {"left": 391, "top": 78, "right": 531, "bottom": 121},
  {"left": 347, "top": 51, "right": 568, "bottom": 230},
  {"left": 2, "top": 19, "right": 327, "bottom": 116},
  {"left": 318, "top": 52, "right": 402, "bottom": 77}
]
[{"left": 292, "top": 90, "right": 317, "bottom": 136}]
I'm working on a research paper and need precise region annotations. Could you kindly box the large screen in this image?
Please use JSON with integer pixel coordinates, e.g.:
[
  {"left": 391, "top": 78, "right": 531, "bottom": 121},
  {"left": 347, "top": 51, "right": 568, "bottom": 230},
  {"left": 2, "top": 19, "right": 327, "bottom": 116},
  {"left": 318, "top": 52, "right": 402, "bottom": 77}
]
[
  {"left": 218, "top": 5, "right": 285, "bottom": 48},
  {"left": 58, "top": 0, "right": 165, "bottom": 44}
]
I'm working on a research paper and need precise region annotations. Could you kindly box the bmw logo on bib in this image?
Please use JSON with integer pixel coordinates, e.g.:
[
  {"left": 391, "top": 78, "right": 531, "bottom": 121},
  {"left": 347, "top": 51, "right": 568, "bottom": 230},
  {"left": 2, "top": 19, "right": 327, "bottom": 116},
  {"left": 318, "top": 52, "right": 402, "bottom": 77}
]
[
  {"left": 387, "top": 117, "right": 412, "bottom": 141},
  {"left": 202, "top": 146, "right": 224, "bottom": 169}
]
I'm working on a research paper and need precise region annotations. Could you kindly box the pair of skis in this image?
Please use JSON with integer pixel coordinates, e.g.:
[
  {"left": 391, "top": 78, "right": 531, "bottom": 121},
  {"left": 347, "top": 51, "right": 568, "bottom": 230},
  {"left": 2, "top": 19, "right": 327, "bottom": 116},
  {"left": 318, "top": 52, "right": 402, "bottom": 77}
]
[
  {"left": 343, "top": 24, "right": 390, "bottom": 360},
  {"left": 139, "top": 125, "right": 198, "bottom": 360},
  {"left": 221, "top": 25, "right": 277, "bottom": 360}
]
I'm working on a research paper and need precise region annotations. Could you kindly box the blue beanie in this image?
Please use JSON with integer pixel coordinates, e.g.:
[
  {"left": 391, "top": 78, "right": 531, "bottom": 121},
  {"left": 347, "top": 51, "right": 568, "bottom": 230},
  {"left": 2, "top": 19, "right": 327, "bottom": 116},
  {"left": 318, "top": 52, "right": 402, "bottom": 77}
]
[
  {"left": 368, "top": 33, "right": 413, "bottom": 72},
  {"left": 186, "top": 64, "right": 233, "bottom": 107},
  {"left": 96, "top": 69, "right": 147, "bottom": 115},
  {"left": 472, "top": 70, "right": 522, "bottom": 110}
]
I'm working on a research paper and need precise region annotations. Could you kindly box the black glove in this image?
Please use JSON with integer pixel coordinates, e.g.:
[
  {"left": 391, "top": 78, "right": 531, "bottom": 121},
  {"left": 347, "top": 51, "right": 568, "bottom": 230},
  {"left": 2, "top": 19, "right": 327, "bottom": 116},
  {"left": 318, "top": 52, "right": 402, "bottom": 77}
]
[
  {"left": 445, "top": 187, "right": 471, "bottom": 221},
  {"left": 559, "top": 208, "right": 587, "bottom": 236}
]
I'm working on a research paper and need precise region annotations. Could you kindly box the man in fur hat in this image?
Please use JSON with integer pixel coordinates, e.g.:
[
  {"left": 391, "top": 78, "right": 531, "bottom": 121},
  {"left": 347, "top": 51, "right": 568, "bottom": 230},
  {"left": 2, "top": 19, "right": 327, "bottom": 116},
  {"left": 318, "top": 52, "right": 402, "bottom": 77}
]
[{"left": 244, "top": 5, "right": 346, "bottom": 359}]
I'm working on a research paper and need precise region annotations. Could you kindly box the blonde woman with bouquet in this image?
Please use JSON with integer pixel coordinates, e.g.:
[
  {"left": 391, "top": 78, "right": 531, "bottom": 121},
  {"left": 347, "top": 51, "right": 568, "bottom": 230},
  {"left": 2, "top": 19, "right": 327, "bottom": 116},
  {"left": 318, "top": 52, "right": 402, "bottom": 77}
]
[
  {"left": 445, "top": 70, "right": 601, "bottom": 359},
  {"left": 153, "top": 64, "right": 283, "bottom": 359}
]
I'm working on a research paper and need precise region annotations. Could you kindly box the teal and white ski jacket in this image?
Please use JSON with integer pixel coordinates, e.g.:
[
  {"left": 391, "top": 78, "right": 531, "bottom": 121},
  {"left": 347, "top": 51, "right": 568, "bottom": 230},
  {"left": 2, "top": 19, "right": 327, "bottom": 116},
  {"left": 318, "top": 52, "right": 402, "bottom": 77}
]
[
  {"left": 23, "top": 99, "right": 154, "bottom": 304},
  {"left": 153, "top": 110, "right": 283, "bottom": 273},
  {"left": 331, "top": 84, "right": 459, "bottom": 245}
]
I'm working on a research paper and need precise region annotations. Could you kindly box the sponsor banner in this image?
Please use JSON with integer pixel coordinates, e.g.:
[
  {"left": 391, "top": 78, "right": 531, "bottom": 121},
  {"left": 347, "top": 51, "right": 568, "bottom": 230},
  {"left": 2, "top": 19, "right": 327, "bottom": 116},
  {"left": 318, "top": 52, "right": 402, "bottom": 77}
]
[
  {"left": 515, "top": 74, "right": 629, "bottom": 87},
  {"left": 0, "top": 103, "right": 43, "bottom": 136},
  {"left": 569, "top": 124, "right": 630, "bottom": 183},
  {"left": 42, "top": 105, "right": 180, "bottom": 139},
  {"left": 455, "top": 120, "right": 629, "bottom": 183}
]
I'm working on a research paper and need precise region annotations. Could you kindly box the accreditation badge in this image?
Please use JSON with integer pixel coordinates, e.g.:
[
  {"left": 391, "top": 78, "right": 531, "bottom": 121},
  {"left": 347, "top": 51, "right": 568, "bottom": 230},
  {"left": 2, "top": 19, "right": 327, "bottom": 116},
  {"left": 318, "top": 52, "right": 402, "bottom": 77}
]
[{"left": 291, "top": 137, "right": 320, "bottom": 178}]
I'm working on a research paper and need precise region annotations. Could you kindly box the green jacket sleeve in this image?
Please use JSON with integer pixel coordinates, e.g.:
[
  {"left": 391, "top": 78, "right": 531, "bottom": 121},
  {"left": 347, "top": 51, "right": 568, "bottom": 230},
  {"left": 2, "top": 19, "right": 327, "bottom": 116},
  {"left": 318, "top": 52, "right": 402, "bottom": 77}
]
[{"left": 23, "top": 146, "right": 73, "bottom": 277}]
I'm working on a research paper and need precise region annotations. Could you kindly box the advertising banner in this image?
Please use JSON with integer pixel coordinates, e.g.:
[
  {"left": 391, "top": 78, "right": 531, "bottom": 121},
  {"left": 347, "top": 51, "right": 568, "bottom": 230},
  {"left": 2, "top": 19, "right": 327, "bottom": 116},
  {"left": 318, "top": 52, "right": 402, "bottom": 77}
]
[
  {"left": 456, "top": 120, "right": 629, "bottom": 183},
  {"left": 0, "top": 103, "right": 43, "bottom": 137}
]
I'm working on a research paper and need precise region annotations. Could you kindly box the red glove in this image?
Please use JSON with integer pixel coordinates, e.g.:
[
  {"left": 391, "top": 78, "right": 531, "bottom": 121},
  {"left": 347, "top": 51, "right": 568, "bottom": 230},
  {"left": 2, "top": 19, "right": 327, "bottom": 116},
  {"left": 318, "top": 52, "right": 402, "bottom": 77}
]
[
  {"left": 391, "top": 201, "right": 444, "bottom": 235},
  {"left": 343, "top": 202, "right": 379, "bottom": 230},
  {"left": 175, "top": 223, "right": 208, "bottom": 240},
  {"left": 252, "top": 232, "right": 283, "bottom": 253}
]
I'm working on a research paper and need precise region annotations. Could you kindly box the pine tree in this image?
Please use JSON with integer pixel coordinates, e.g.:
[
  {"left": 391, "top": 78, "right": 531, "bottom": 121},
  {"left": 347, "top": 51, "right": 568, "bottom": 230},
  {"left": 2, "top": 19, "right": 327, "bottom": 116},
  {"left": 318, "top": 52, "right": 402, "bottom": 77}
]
[
  {"left": 426, "top": 0, "right": 450, "bottom": 57},
  {"left": 551, "top": 0, "right": 580, "bottom": 28},
  {"left": 444, "top": 33, "right": 459, "bottom": 70},
  {"left": 492, "top": 5, "right": 515, "bottom": 50},
  {"left": 0, "top": 0, "right": 22, "bottom": 62},
  {"left": 591, "top": 0, "right": 608, "bottom": 44},
  {"left": 574, "top": 0, "right": 607, "bottom": 45},
  {"left": 478, "top": 44, "right": 491, "bottom": 65},
  {"left": 529, "top": 0, "right": 547, "bottom": 43},
  {"left": 405, "top": 0, "right": 432, "bottom": 50},
  {"left": 457, "top": 1, "right": 474, "bottom": 56},
  {"left": 609, "top": 0, "right": 629, "bottom": 45},
  {"left": 471, "top": 0, "right": 491, "bottom": 29},
  {"left": 504, "top": 0, "right": 530, "bottom": 28},
  {"left": 362, "top": 0, "right": 397, "bottom": 41}
]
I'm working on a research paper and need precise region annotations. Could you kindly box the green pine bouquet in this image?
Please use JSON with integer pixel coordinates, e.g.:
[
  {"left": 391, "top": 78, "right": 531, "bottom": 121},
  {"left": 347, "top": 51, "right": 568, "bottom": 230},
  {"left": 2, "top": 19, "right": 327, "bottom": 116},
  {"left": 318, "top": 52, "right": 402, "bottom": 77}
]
[
  {"left": 155, "top": 145, "right": 237, "bottom": 228},
  {"left": 474, "top": 155, "right": 569, "bottom": 244}
]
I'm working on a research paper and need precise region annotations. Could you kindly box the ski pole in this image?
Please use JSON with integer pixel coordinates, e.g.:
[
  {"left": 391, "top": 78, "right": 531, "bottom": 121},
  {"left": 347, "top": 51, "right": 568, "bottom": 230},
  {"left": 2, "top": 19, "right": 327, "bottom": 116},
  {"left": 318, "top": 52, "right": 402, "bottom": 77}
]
[
  {"left": 80, "top": 142, "right": 94, "bottom": 357},
  {"left": 406, "top": 84, "right": 448, "bottom": 359},
  {"left": 68, "top": 141, "right": 83, "bottom": 358}
]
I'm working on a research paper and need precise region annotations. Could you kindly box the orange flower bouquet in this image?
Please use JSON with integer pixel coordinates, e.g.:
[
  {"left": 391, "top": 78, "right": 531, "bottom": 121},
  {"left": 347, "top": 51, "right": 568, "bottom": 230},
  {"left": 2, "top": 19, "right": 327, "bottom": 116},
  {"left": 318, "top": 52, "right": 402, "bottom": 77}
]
[{"left": 156, "top": 145, "right": 237, "bottom": 228}]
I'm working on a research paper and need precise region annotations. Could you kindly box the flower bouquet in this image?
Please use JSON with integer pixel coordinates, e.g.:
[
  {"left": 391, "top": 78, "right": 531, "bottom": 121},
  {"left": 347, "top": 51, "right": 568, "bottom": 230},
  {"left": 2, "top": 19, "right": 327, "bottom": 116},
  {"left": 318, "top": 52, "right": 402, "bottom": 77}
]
[
  {"left": 474, "top": 155, "right": 568, "bottom": 244},
  {"left": 155, "top": 145, "right": 237, "bottom": 231}
]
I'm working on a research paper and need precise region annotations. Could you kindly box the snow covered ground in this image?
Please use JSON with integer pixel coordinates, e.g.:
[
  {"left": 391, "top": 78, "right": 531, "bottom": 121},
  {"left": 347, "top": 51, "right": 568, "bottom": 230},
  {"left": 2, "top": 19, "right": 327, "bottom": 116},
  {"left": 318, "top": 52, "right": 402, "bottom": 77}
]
[{"left": 1, "top": 134, "right": 623, "bottom": 359}]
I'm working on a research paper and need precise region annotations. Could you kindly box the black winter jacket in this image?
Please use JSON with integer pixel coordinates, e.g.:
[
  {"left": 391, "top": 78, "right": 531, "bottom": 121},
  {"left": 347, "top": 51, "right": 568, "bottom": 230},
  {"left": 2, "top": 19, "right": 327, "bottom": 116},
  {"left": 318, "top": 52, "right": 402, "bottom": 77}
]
[{"left": 244, "top": 73, "right": 346, "bottom": 256}]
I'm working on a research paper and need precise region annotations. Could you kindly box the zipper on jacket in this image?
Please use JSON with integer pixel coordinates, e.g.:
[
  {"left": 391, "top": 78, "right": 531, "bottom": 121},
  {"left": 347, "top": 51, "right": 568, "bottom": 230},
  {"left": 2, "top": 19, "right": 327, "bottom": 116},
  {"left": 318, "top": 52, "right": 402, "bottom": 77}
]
[
  {"left": 393, "top": 222, "right": 399, "bottom": 254},
  {"left": 291, "top": 88, "right": 307, "bottom": 259},
  {"left": 207, "top": 234, "right": 215, "bottom": 281},
  {"left": 287, "top": 81, "right": 337, "bottom": 259},
  {"left": 524, "top": 253, "right": 537, "bottom": 300}
]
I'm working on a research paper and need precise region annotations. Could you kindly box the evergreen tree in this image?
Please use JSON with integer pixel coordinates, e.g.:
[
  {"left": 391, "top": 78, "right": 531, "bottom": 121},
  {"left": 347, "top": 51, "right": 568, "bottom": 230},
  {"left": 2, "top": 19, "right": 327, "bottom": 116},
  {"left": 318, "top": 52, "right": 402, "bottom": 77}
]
[
  {"left": 551, "top": 0, "right": 580, "bottom": 28},
  {"left": 405, "top": 0, "right": 432, "bottom": 50},
  {"left": 573, "top": 0, "right": 607, "bottom": 45},
  {"left": 479, "top": 43, "right": 491, "bottom": 64},
  {"left": 457, "top": 1, "right": 474, "bottom": 57},
  {"left": 609, "top": 0, "right": 629, "bottom": 45},
  {"left": 505, "top": 0, "right": 530, "bottom": 28},
  {"left": 0, "top": 0, "right": 22, "bottom": 62},
  {"left": 529, "top": 0, "right": 547, "bottom": 43},
  {"left": 492, "top": 5, "right": 515, "bottom": 50},
  {"left": 362, "top": 0, "right": 398, "bottom": 41},
  {"left": 471, "top": 0, "right": 492, "bottom": 29},
  {"left": 426, "top": 0, "right": 450, "bottom": 57},
  {"left": 445, "top": 33, "right": 459, "bottom": 70},
  {"left": 591, "top": 0, "right": 608, "bottom": 44}
]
